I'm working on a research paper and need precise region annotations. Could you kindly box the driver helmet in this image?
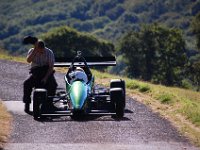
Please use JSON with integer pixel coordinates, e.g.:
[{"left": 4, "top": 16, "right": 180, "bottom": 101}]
[
  {"left": 70, "top": 67, "right": 88, "bottom": 83},
  {"left": 76, "top": 67, "right": 84, "bottom": 72}
]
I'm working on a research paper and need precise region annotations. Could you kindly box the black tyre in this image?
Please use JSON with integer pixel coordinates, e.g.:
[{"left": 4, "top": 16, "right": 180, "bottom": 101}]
[
  {"left": 110, "top": 88, "right": 124, "bottom": 118},
  {"left": 70, "top": 110, "right": 85, "bottom": 120},
  {"left": 110, "top": 79, "right": 126, "bottom": 108},
  {"left": 33, "top": 89, "right": 47, "bottom": 119}
]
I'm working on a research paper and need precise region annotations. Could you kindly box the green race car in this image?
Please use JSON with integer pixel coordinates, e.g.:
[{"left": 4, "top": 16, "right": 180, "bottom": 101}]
[{"left": 33, "top": 51, "right": 126, "bottom": 120}]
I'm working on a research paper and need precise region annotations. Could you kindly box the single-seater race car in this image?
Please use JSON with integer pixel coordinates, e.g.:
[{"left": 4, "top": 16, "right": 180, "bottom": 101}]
[{"left": 33, "top": 51, "right": 126, "bottom": 120}]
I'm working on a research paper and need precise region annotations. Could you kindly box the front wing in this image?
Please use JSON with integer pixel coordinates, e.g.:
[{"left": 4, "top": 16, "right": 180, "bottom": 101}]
[{"left": 39, "top": 94, "right": 116, "bottom": 117}]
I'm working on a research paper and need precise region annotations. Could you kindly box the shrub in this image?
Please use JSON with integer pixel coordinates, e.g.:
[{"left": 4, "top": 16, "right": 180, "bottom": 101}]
[
  {"left": 181, "top": 79, "right": 193, "bottom": 89},
  {"left": 139, "top": 84, "right": 151, "bottom": 92},
  {"left": 126, "top": 80, "right": 139, "bottom": 89},
  {"left": 157, "top": 93, "right": 173, "bottom": 104},
  {"left": 182, "top": 101, "right": 200, "bottom": 126}
]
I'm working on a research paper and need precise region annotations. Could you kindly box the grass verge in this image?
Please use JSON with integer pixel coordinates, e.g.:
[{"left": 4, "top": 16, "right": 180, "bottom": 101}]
[{"left": 0, "top": 100, "right": 12, "bottom": 149}]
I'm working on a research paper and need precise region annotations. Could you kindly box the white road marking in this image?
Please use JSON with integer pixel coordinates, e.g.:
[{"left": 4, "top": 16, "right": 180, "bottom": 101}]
[{"left": 3, "top": 101, "right": 32, "bottom": 115}]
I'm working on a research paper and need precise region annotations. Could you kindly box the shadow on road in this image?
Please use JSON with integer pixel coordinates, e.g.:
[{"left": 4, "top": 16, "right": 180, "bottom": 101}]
[
  {"left": 36, "top": 116, "right": 131, "bottom": 122},
  {"left": 26, "top": 109, "right": 133, "bottom": 122}
]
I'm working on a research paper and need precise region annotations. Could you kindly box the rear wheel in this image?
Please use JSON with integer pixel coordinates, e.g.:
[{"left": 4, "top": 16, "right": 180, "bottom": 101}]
[
  {"left": 110, "top": 79, "right": 125, "bottom": 89},
  {"left": 33, "top": 89, "right": 47, "bottom": 119},
  {"left": 110, "top": 79, "right": 126, "bottom": 108},
  {"left": 110, "top": 88, "right": 125, "bottom": 118}
]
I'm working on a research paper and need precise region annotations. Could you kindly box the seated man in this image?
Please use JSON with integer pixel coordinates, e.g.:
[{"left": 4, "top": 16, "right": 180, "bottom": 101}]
[
  {"left": 23, "top": 39, "right": 57, "bottom": 113},
  {"left": 68, "top": 67, "right": 88, "bottom": 84}
]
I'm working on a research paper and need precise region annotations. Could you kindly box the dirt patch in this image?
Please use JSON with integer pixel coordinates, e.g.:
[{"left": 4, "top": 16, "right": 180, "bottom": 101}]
[{"left": 0, "top": 100, "right": 12, "bottom": 149}]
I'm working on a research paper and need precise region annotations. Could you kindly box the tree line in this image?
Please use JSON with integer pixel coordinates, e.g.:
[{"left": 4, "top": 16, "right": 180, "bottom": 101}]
[
  {"left": 119, "top": 24, "right": 187, "bottom": 86},
  {"left": 0, "top": 0, "right": 199, "bottom": 53},
  {"left": 117, "top": 13, "right": 200, "bottom": 90},
  {"left": 40, "top": 13, "right": 200, "bottom": 90}
]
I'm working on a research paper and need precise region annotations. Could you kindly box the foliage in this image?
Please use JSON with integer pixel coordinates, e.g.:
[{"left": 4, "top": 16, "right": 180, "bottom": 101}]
[
  {"left": 138, "top": 84, "right": 151, "bottom": 93},
  {"left": 125, "top": 80, "right": 150, "bottom": 92},
  {"left": 119, "top": 24, "right": 187, "bottom": 86},
  {"left": 41, "top": 26, "right": 115, "bottom": 58},
  {"left": 192, "top": 12, "right": 200, "bottom": 50},
  {"left": 187, "top": 13, "right": 200, "bottom": 90},
  {"left": 157, "top": 93, "right": 173, "bottom": 104},
  {"left": 181, "top": 100, "right": 200, "bottom": 126},
  {"left": 0, "top": 0, "right": 199, "bottom": 53},
  {"left": 0, "top": 0, "right": 199, "bottom": 88},
  {"left": 126, "top": 80, "right": 140, "bottom": 89},
  {"left": 187, "top": 61, "right": 200, "bottom": 91},
  {"left": 181, "top": 79, "right": 193, "bottom": 90}
]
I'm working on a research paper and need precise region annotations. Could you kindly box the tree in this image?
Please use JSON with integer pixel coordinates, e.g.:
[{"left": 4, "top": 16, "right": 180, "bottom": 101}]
[
  {"left": 192, "top": 12, "right": 200, "bottom": 50},
  {"left": 119, "top": 24, "right": 187, "bottom": 86},
  {"left": 119, "top": 31, "right": 142, "bottom": 78},
  {"left": 153, "top": 25, "right": 187, "bottom": 85},
  {"left": 41, "top": 26, "right": 115, "bottom": 59},
  {"left": 188, "top": 61, "right": 200, "bottom": 91},
  {"left": 189, "top": 12, "right": 200, "bottom": 90}
]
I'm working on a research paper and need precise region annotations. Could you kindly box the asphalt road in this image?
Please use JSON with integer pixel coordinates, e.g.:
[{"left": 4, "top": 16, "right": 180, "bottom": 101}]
[{"left": 0, "top": 59, "right": 199, "bottom": 150}]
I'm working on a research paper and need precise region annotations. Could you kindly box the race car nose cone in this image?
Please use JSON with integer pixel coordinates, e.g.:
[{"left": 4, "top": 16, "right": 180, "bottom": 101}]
[{"left": 70, "top": 81, "right": 87, "bottom": 110}]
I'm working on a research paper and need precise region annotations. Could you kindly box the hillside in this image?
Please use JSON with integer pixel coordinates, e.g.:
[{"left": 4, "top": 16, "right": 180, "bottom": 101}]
[{"left": 0, "top": 0, "right": 200, "bottom": 53}]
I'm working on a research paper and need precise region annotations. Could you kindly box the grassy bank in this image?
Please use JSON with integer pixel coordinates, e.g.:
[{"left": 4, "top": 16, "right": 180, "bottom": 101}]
[
  {"left": 93, "top": 70, "right": 200, "bottom": 146},
  {"left": 0, "top": 101, "right": 12, "bottom": 149}
]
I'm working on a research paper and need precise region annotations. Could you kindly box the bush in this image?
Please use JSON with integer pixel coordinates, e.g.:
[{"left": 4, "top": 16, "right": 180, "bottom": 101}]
[
  {"left": 182, "top": 101, "right": 200, "bottom": 126},
  {"left": 181, "top": 79, "right": 193, "bottom": 89},
  {"left": 139, "top": 84, "right": 151, "bottom": 92},
  {"left": 126, "top": 80, "right": 139, "bottom": 89},
  {"left": 41, "top": 26, "right": 115, "bottom": 59},
  {"left": 157, "top": 93, "right": 173, "bottom": 104}
]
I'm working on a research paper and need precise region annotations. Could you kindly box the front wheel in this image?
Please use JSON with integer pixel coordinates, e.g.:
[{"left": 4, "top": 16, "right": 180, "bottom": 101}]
[
  {"left": 33, "top": 89, "right": 47, "bottom": 119},
  {"left": 110, "top": 88, "right": 125, "bottom": 118}
]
